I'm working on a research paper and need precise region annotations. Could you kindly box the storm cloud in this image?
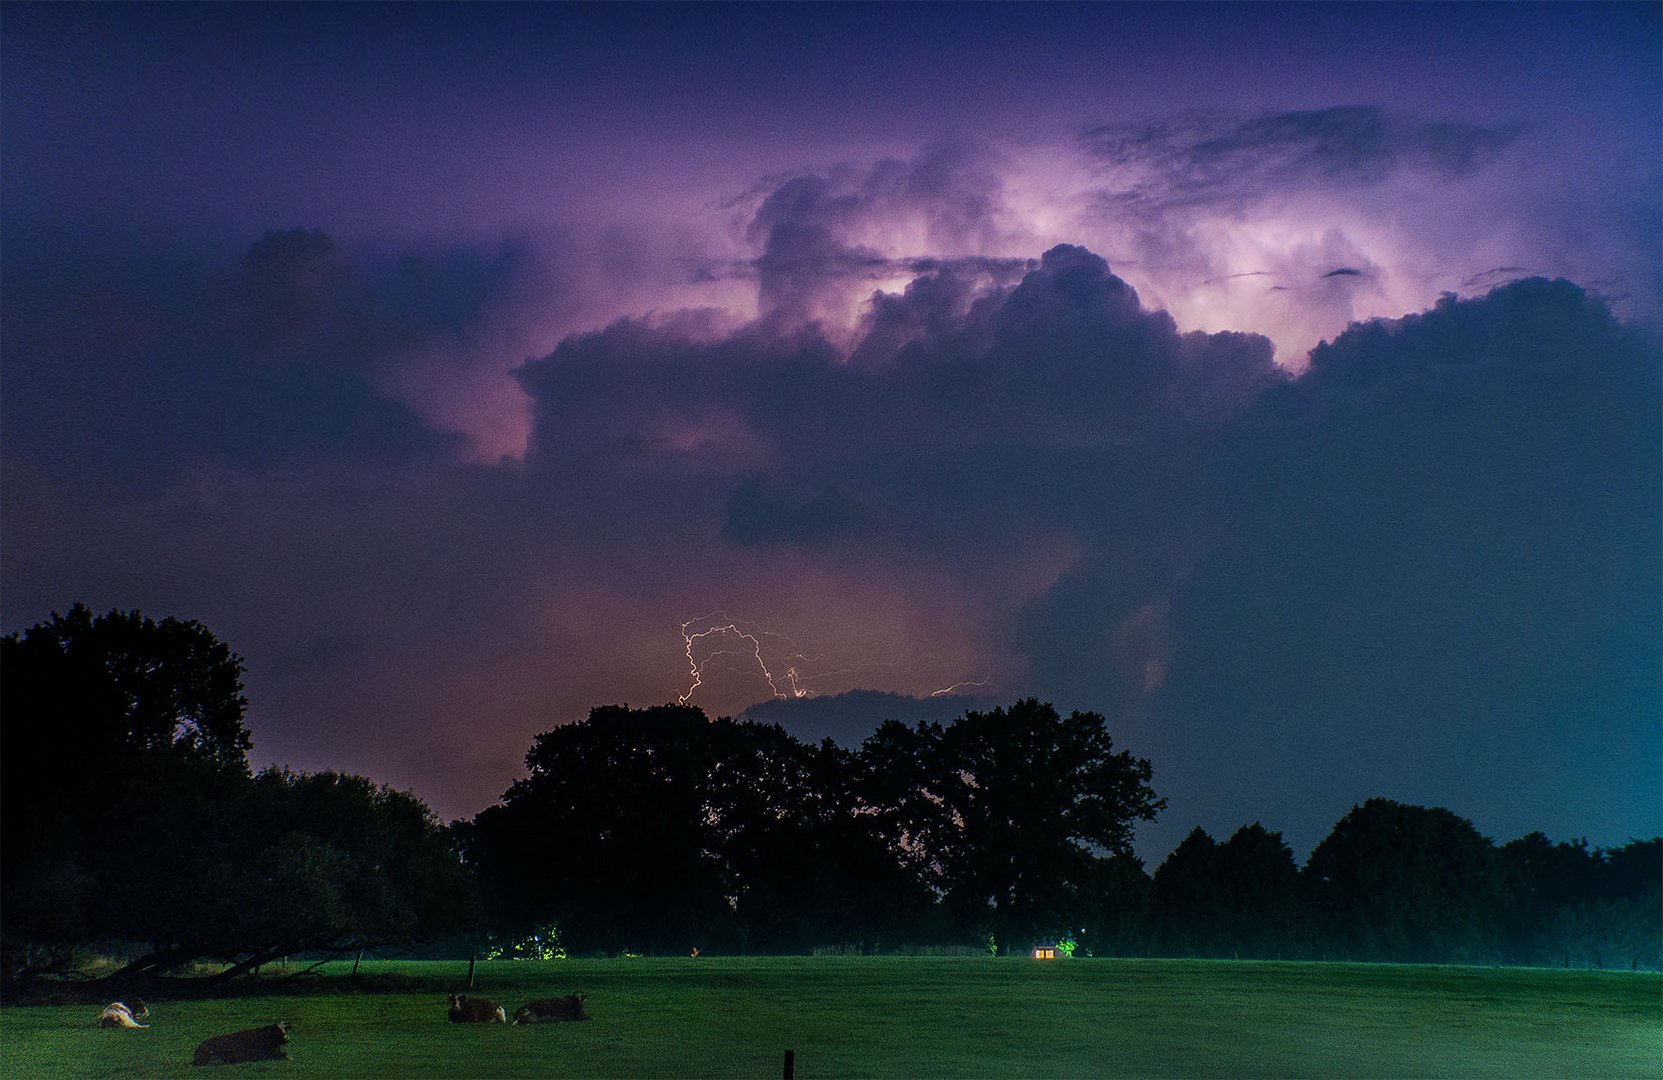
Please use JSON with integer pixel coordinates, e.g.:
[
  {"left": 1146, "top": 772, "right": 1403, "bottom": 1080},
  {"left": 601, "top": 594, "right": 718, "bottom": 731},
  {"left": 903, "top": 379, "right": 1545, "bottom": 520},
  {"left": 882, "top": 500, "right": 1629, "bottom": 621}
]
[
  {"left": 5, "top": 201, "right": 1656, "bottom": 855},
  {"left": 511, "top": 231, "right": 1659, "bottom": 853},
  {"left": 3, "top": 3, "right": 1656, "bottom": 857}
]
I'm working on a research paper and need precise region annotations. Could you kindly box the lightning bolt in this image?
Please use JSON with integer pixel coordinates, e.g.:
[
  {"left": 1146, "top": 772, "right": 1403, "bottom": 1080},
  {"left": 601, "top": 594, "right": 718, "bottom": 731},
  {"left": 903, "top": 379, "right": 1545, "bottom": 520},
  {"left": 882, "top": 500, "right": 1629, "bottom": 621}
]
[
  {"left": 674, "top": 611, "right": 991, "bottom": 707},
  {"left": 929, "top": 679, "right": 990, "bottom": 698},
  {"left": 676, "top": 612, "right": 809, "bottom": 704}
]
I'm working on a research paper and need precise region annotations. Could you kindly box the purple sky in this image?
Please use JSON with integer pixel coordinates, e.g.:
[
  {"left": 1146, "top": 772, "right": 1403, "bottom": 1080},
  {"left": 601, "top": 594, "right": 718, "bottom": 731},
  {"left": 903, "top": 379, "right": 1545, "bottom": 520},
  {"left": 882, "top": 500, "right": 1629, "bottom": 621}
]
[{"left": 3, "top": 3, "right": 1658, "bottom": 859}]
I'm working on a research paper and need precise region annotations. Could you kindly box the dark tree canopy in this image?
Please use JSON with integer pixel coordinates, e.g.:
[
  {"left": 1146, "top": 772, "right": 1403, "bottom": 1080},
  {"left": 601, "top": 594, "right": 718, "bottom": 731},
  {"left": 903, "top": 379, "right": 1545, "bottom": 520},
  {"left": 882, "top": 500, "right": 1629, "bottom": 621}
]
[
  {"left": 4, "top": 606, "right": 256, "bottom": 979},
  {"left": 464, "top": 704, "right": 736, "bottom": 953},
  {"left": 700, "top": 716, "right": 930, "bottom": 952},
  {"left": 2, "top": 603, "right": 252, "bottom": 770},
  {"left": 465, "top": 699, "right": 1162, "bottom": 956},
  {"left": 1305, "top": 798, "right": 1509, "bottom": 963},
  {"left": 1153, "top": 823, "right": 1305, "bottom": 958},
  {"left": 1500, "top": 833, "right": 1663, "bottom": 969},
  {"left": 1213, "top": 824, "right": 1306, "bottom": 958},
  {"left": 855, "top": 699, "right": 1163, "bottom": 953},
  {"left": 1, "top": 605, "right": 474, "bottom": 987},
  {"left": 1152, "top": 827, "right": 1224, "bottom": 954},
  {"left": 461, "top": 704, "right": 927, "bottom": 955},
  {"left": 198, "top": 770, "right": 478, "bottom": 979}
]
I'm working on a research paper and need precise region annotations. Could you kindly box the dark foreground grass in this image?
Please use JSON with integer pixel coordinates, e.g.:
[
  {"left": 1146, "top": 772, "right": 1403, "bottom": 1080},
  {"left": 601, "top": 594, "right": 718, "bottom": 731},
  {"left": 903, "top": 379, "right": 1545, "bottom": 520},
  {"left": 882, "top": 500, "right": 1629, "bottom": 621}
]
[{"left": 2, "top": 957, "right": 1657, "bottom": 1078}]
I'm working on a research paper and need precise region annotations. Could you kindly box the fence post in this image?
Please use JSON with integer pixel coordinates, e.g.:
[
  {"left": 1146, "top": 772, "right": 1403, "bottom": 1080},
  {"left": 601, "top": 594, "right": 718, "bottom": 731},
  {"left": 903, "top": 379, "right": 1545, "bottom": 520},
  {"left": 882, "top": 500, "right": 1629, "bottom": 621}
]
[{"left": 783, "top": 1049, "right": 795, "bottom": 1079}]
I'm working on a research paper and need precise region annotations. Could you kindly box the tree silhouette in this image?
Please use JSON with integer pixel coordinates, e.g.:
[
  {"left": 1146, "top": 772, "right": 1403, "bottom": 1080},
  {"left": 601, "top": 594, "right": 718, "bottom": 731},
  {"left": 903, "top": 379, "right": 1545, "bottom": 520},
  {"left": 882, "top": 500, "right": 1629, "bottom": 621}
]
[
  {"left": 464, "top": 704, "right": 737, "bottom": 953},
  {"left": 702, "top": 720, "right": 928, "bottom": 952},
  {"left": 2, "top": 603, "right": 251, "bottom": 769},
  {"left": 860, "top": 699, "right": 1162, "bottom": 953},
  {"left": 1305, "top": 798, "right": 1508, "bottom": 962},
  {"left": 463, "top": 704, "right": 930, "bottom": 954},
  {"left": 2, "top": 605, "right": 473, "bottom": 986},
  {"left": 3, "top": 605, "right": 254, "bottom": 980},
  {"left": 1152, "top": 827, "right": 1225, "bottom": 955},
  {"left": 1213, "top": 824, "right": 1308, "bottom": 958},
  {"left": 1502, "top": 834, "right": 1662, "bottom": 969}
]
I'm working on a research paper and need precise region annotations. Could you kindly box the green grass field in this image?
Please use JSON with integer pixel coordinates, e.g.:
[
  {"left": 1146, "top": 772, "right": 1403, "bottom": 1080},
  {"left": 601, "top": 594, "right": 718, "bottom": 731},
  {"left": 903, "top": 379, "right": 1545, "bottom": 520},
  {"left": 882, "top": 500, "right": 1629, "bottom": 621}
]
[{"left": 2, "top": 958, "right": 1657, "bottom": 1078}]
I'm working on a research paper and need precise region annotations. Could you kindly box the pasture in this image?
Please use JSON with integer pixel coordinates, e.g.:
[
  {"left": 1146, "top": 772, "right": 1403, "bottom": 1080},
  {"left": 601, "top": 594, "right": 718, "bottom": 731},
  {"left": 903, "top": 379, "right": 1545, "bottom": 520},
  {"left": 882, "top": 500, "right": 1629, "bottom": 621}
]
[{"left": 1, "top": 957, "right": 1657, "bottom": 1078}]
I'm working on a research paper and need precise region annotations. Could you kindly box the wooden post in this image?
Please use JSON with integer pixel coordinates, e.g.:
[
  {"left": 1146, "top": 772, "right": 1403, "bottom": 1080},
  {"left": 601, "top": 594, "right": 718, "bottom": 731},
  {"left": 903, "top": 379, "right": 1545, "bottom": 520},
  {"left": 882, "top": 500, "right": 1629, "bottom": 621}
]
[
  {"left": 466, "top": 953, "right": 477, "bottom": 990},
  {"left": 783, "top": 1049, "right": 795, "bottom": 1080},
  {"left": 352, "top": 949, "right": 363, "bottom": 977}
]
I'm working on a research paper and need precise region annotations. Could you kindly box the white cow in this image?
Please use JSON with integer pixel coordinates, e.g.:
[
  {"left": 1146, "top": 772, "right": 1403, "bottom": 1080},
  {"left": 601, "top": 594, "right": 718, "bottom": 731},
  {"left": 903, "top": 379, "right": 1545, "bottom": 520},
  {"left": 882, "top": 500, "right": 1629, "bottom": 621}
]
[{"left": 98, "top": 1001, "right": 150, "bottom": 1028}]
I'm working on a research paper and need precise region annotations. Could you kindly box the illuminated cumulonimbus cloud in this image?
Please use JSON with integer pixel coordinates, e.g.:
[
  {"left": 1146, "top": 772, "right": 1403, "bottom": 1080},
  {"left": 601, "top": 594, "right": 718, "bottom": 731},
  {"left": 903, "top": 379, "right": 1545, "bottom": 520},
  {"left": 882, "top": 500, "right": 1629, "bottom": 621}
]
[
  {"left": 2, "top": 18, "right": 1655, "bottom": 855},
  {"left": 512, "top": 175, "right": 1658, "bottom": 855},
  {"left": 310, "top": 105, "right": 1647, "bottom": 469},
  {"left": 682, "top": 106, "right": 1646, "bottom": 375},
  {"left": 515, "top": 233, "right": 1279, "bottom": 719}
]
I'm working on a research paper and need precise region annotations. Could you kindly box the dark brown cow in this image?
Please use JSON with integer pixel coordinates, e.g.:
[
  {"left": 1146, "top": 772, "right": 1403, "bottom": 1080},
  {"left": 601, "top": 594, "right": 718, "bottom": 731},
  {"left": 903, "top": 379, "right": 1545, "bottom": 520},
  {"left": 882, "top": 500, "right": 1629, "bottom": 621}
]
[
  {"left": 448, "top": 993, "right": 507, "bottom": 1023},
  {"left": 191, "top": 1022, "right": 289, "bottom": 1066},
  {"left": 513, "top": 993, "right": 590, "bottom": 1024}
]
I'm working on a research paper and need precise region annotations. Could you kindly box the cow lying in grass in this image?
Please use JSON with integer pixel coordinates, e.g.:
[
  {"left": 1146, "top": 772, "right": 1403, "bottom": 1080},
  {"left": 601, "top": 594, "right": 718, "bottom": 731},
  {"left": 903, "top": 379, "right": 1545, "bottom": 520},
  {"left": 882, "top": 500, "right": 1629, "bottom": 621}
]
[
  {"left": 98, "top": 1002, "right": 149, "bottom": 1028},
  {"left": 448, "top": 994, "right": 507, "bottom": 1023},
  {"left": 191, "top": 1022, "right": 289, "bottom": 1066},
  {"left": 513, "top": 993, "right": 589, "bottom": 1024}
]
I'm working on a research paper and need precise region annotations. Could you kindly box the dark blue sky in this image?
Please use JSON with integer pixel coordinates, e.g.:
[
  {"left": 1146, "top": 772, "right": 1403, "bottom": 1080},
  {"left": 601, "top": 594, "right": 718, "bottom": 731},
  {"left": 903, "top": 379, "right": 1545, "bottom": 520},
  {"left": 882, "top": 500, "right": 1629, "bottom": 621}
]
[{"left": 3, "top": 2, "right": 1658, "bottom": 857}]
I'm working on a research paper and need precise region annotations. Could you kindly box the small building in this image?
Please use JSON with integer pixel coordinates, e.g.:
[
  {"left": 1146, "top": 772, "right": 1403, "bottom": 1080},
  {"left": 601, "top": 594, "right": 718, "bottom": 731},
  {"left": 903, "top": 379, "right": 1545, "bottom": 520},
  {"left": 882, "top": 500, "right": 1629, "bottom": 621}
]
[{"left": 1031, "top": 946, "right": 1058, "bottom": 959}]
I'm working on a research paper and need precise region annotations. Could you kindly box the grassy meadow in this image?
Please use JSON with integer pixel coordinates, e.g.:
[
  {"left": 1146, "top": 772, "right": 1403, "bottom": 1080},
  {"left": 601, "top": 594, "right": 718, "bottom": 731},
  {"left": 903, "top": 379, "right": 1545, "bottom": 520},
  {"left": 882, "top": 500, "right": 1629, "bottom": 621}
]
[{"left": 1, "top": 957, "right": 1657, "bottom": 1078}]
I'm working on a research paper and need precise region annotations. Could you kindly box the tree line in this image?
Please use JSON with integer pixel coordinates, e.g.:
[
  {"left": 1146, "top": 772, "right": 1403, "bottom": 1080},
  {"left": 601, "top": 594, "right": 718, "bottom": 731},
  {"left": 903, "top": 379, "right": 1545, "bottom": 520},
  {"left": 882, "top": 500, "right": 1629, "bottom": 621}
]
[
  {"left": 458, "top": 703, "right": 1659, "bottom": 969},
  {"left": 1144, "top": 813, "right": 1658, "bottom": 969},
  {"left": 3, "top": 607, "right": 1657, "bottom": 990},
  {"left": 458, "top": 698, "right": 1164, "bottom": 958},
  {"left": 1, "top": 606, "right": 477, "bottom": 988}
]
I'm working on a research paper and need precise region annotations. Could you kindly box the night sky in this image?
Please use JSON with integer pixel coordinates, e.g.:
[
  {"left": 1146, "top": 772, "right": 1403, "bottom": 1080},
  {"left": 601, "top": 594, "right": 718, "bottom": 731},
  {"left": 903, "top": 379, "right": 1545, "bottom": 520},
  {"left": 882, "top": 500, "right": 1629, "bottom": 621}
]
[{"left": 3, "top": 2, "right": 1658, "bottom": 859}]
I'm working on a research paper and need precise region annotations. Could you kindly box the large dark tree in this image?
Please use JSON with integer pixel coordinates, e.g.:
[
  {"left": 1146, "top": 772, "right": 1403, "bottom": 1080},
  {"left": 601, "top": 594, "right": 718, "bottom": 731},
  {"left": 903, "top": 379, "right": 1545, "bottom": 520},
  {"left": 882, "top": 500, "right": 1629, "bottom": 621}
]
[
  {"left": 2, "top": 605, "right": 255, "bottom": 980},
  {"left": 2, "top": 605, "right": 474, "bottom": 986},
  {"left": 1151, "top": 827, "right": 1225, "bottom": 956},
  {"left": 1500, "top": 832, "right": 1602, "bottom": 965},
  {"left": 1152, "top": 823, "right": 1306, "bottom": 958},
  {"left": 1589, "top": 839, "right": 1663, "bottom": 971},
  {"left": 463, "top": 704, "right": 927, "bottom": 954},
  {"left": 464, "top": 704, "right": 734, "bottom": 954},
  {"left": 701, "top": 720, "right": 932, "bottom": 952},
  {"left": 859, "top": 699, "right": 1163, "bottom": 953},
  {"left": 1304, "top": 798, "right": 1509, "bottom": 963},
  {"left": 1212, "top": 823, "right": 1308, "bottom": 959},
  {"left": 848, "top": 719, "right": 959, "bottom": 902},
  {"left": 2, "top": 603, "right": 252, "bottom": 769}
]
